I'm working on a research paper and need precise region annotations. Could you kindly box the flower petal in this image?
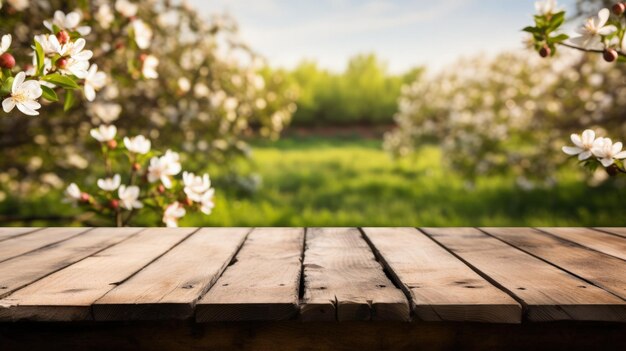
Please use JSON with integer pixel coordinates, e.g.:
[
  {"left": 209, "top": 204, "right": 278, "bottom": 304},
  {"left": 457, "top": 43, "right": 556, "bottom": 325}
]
[
  {"left": 562, "top": 146, "right": 583, "bottom": 155},
  {"left": 2, "top": 98, "right": 15, "bottom": 113}
]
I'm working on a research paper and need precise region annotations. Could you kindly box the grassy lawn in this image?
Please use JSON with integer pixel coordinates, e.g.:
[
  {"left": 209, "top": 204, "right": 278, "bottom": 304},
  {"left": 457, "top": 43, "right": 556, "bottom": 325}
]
[
  {"left": 3, "top": 136, "right": 624, "bottom": 227},
  {"left": 190, "top": 137, "right": 625, "bottom": 227}
]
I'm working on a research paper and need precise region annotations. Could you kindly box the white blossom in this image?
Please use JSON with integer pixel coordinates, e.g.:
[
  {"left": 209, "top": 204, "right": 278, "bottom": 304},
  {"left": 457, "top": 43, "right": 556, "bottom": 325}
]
[
  {"left": 2, "top": 72, "right": 43, "bottom": 116},
  {"left": 44, "top": 10, "right": 91, "bottom": 36},
  {"left": 200, "top": 188, "right": 215, "bottom": 215},
  {"left": 115, "top": 0, "right": 138, "bottom": 18},
  {"left": 59, "top": 58, "right": 90, "bottom": 79},
  {"left": 90, "top": 124, "right": 117, "bottom": 142},
  {"left": 147, "top": 150, "right": 181, "bottom": 188},
  {"left": 131, "top": 19, "right": 153, "bottom": 50},
  {"left": 84, "top": 64, "right": 106, "bottom": 102},
  {"left": 570, "top": 8, "right": 617, "bottom": 50},
  {"left": 95, "top": 4, "right": 115, "bottom": 29},
  {"left": 562, "top": 129, "right": 597, "bottom": 160},
  {"left": 182, "top": 171, "right": 212, "bottom": 202},
  {"left": 591, "top": 137, "right": 626, "bottom": 167},
  {"left": 141, "top": 55, "right": 159, "bottom": 79},
  {"left": 88, "top": 103, "right": 122, "bottom": 124},
  {"left": 7, "top": 0, "right": 28, "bottom": 11},
  {"left": 118, "top": 185, "right": 143, "bottom": 210},
  {"left": 62, "top": 38, "right": 93, "bottom": 61},
  {"left": 34, "top": 34, "right": 62, "bottom": 55},
  {"left": 97, "top": 174, "right": 121, "bottom": 192},
  {"left": 64, "top": 183, "right": 82, "bottom": 202},
  {"left": 535, "top": 0, "right": 557, "bottom": 16},
  {"left": 0, "top": 34, "right": 11, "bottom": 55},
  {"left": 124, "top": 135, "right": 151, "bottom": 154},
  {"left": 162, "top": 202, "right": 186, "bottom": 227}
]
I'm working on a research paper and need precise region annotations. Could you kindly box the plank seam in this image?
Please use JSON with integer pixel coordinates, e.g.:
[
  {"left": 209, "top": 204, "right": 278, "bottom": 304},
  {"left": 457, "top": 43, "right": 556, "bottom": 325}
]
[
  {"left": 478, "top": 228, "right": 626, "bottom": 303},
  {"left": 358, "top": 227, "right": 417, "bottom": 321},
  {"left": 0, "top": 228, "right": 147, "bottom": 300},
  {"left": 0, "top": 228, "right": 95, "bottom": 264},
  {"left": 296, "top": 228, "right": 307, "bottom": 318},
  {"left": 533, "top": 227, "right": 626, "bottom": 263},
  {"left": 0, "top": 228, "right": 46, "bottom": 243},
  {"left": 90, "top": 228, "right": 205, "bottom": 319},
  {"left": 591, "top": 227, "right": 626, "bottom": 240},
  {"left": 417, "top": 228, "right": 532, "bottom": 320}
]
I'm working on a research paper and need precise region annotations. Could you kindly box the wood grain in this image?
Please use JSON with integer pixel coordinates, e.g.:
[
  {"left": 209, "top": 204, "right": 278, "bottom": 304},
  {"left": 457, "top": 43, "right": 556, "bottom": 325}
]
[
  {"left": 0, "top": 228, "right": 195, "bottom": 321},
  {"left": 422, "top": 227, "right": 626, "bottom": 322},
  {"left": 197, "top": 228, "right": 304, "bottom": 322},
  {"left": 362, "top": 227, "right": 521, "bottom": 323},
  {"left": 483, "top": 227, "right": 626, "bottom": 300},
  {"left": 0, "top": 227, "right": 42, "bottom": 242},
  {"left": 93, "top": 228, "right": 250, "bottom": 321},
  {"left": 0, "top": 227, "right": 142, "bottom": 299},
  {"left": 595, "top": 227, "right": 626, "bottom": 239},
  {"left": 0, "top": 227, "right": 90, "bottom": 263},
  {"left": 537, "top": 227, "right": 626, "bottom": 261},
  {"left": 300, "top": 228, "right": 409, "bottom": 321}
]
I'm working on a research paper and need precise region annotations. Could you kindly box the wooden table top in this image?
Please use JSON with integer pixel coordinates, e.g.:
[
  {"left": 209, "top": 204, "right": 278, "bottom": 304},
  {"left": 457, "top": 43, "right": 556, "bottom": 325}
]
[{"left": 0, "top": 227, "right": 624, "bottom": 323}]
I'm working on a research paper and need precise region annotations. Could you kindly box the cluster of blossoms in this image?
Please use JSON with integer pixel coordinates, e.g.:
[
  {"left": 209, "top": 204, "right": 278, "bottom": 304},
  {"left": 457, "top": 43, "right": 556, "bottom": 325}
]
[
  {"left": 65, "top": 125, "right": 215, "bottom": 227},
  {"left": 0, "top": 9, "right": 107, "bottom": 116},
  {"left": 563, "top": 130, "right": 626, "bottom": 175},
  {"left": 527, "top": 0, "right": 626, "bottom": 62}
]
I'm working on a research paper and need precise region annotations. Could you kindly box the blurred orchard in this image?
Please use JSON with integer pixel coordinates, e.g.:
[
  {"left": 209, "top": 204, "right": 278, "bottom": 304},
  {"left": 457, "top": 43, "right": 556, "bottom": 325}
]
[
  {"left": 0, "top": 0, "right": 296, "bottom": 226},
  {"left": 386, "top": 0, "right": 626, "bottom": 188},
  {"left": 0, "top": 0, "right": 624, "bottom": 227}
]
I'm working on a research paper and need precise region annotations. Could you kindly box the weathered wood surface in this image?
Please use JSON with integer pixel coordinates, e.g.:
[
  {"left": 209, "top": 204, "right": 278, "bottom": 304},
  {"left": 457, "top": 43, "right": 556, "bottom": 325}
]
[
  {"left": 422, "top": 227, "right": 626, "bottom": 322},
  {"left": 0, "top": 227, "right": 42, "bottom": 242},
  {"left": 0, "top": 228, "right": 195, "bottom": 321},
  {"left": 537, "top": 227, "right": 626, "bottom": 261},
  {"left": 197, "top": 228, "right": 304, "bottom": 322},
  {"left": 483, "top": 227, "right": 626, "bottom": 300},
  {"left": 301, "top": 228, "right": 410, "bottom": 321},
  {"left": 595, "top": 227, "right": 626, "bottom": 238},
  {"left": 362, "top": 227, "right": 521, "bottom": 323},
  {"left": 0, "top": 227, "right": 89, "bottom": 263},
  {"left": 0, "top": 227, "right": 625, "bottom": 325},
  {"left": 94, "top": 228, "right": 250, "bottom": 321},
  {"left": 0, "top": 227, "right": 142, "bottom": 299}
]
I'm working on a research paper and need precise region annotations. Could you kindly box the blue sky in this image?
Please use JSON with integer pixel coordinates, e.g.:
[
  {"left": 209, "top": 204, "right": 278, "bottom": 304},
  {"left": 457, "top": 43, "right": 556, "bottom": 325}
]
[{"left": 188, "top": 0, "right": 577, "bottom": 73}]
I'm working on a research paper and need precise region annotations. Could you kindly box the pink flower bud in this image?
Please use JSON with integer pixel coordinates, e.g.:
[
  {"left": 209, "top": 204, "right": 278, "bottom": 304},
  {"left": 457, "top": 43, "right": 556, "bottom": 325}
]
[
  {"left": 603, "top": 48, "right": 618, "bottom": 62},
  {"left": 539, "top": 46, "right": 551, "bottom": 58},
  {"left": 0, "top": 53, "right": 15, "bottom": 69},
  {"left": 56, "top": 31, "right": 70, "bottom": 45}
]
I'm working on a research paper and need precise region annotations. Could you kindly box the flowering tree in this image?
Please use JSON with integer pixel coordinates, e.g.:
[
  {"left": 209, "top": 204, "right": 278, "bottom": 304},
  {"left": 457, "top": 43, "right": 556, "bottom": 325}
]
[
  {"left": 66, "top": 125, "right": 215, "bottom": 227},
  {"left": 526, "top": 0, "right": 626, "bottom": 177},
  {"left": 0, "top": 1, "right": 296, "bottom": 224},
  {"left": 385, "top": 1, "right": 626, "bottom": 186}
]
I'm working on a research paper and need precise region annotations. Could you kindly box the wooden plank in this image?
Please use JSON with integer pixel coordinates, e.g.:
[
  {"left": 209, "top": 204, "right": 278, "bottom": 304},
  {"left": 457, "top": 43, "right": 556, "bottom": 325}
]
[
  {"left": 0, "top": 227, "right": 195, "bottom": 322},
  {"left": 300, "top": 227, "right": 409, "bottom": 321},
  {"left": 361, "top": 227, "right": 521, "bottom": 323},
  {"left": 422, "top": 227, "right": 626, "bottom": 322},
  {"left": 93, "top": 228, "right": 250, "bottom": 321},
  {"left": 483, "top": 227, "right": 626, "bottom": 300},
  {"left": 196, "top": 228, "right": 304, "bottom": 322},
  {"left": 537, "top": 227, "right": 626, "bottom": 261},
  {"left": 0, "top": 227, "right": 90, "bottom": 263},
  {"left": 0, "top": 227, "right": 141, "bottom": 299},
  {"left": 0, "top": 227, "right": 42, "bottom": 242},
  {"left": 595, "top": 227, "right": 626, "bottom": 239}
]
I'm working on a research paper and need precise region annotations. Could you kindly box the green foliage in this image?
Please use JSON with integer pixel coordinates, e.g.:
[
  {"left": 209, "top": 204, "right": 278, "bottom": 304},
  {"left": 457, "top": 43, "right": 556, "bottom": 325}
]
[
  {"left": 5, "top": 137, "right": 623, "bottom": 227},
  {"left": 285, "top": 54, "right": 423, "bottom": 126}
]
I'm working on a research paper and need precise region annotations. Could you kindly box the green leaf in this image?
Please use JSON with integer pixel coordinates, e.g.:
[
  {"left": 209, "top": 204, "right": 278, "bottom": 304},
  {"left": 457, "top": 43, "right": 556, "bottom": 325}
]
[
  {"left": 549, "top": 34, "right": 569, "bottom": 43},
  {"left": 34, "top": 40, "right": 45, "bottom": 76},
  {"left": 0, "top": 77, "right": 13, "bottom": 96},
  {"left": 522, "top": 26, "right": 541, "bottom": 34},
  {"left": 64, "top": 90, "right": 77, "bottom": 111},
  {"left": 41, "top": 74, "right": 80, "bottom": 90},
  {"left": 548, "top": 12, "right": 566, "bottom": 31},
  {"left": 41, "top": 85, "right": 59, "bottom": 102},
  {"left": 52, "top": 24, "right": 62, "bottom": 34}
]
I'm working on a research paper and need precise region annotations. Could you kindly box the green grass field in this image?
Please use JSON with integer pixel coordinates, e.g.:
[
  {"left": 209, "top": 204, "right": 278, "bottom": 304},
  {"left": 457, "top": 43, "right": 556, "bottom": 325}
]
[
  {"left": 190, "top": 137, "right": 625, "bottom": 227},
  {"left": 3, "top": 136, "right": 624, "bottom": 227}
]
